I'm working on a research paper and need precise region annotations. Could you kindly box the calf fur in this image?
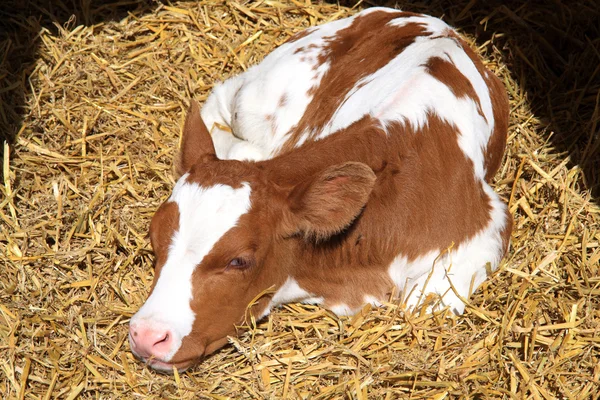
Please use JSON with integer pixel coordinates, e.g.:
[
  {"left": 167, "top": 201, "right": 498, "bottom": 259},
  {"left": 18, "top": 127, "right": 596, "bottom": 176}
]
[{"left": 129, "top": 7, "right": 512, "bottom": 372}]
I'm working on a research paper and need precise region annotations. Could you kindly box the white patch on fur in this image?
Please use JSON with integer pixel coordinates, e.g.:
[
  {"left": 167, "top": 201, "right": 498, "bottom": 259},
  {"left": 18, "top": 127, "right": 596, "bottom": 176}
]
[
  {"left": 364, "top": 295, "right": 383, "bottom": 308},
  {"left": 130, "top": 175, "right": 252, "bottom": 361},
  {"left": 388, "top": 182, "right": 509, "bottom": 314},
  {"left": 328, "top": 303, "right": 360, "bottom": 316},
  {"left": 261, "top": 277, "right": 324, "bottom": 318},
  {"left": 227, "top": 140, "right": 268, "bottom": 161}
]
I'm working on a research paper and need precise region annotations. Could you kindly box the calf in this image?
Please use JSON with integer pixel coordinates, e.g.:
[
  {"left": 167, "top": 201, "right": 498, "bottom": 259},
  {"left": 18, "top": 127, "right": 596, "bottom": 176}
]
[{"left": 129, "top": 7, "right": 512, "bottom": 372}]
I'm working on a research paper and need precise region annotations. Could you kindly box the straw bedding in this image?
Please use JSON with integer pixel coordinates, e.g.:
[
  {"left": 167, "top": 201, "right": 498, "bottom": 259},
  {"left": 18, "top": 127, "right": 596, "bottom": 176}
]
[{"left": 1, "top": 0, "right": 599, "bottom": 398}]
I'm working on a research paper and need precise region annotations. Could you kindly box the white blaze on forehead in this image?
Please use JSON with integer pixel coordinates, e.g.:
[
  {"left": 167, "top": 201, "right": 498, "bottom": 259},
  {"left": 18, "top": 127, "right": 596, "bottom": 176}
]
[{"left": 131, "top": 174, "right": 252, "bottom": 361}]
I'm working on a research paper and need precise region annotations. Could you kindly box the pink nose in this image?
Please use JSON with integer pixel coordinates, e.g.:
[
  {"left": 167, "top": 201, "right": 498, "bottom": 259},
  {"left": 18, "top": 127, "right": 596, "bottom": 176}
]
[{"left": 129, "top": 323, "right": 174, "bottom": 359}]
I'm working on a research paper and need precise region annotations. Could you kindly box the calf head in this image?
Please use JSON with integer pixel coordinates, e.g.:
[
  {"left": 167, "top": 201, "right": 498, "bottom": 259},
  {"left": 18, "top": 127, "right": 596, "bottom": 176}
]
[{"left": 129, "top": 102, "right": 376, "bottom": 371}]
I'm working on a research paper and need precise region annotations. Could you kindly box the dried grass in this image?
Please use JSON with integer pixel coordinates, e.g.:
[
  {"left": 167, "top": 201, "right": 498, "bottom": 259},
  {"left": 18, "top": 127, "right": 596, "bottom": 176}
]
[{"left": 1, "top": 0, "right": 600, "bottom": 398}]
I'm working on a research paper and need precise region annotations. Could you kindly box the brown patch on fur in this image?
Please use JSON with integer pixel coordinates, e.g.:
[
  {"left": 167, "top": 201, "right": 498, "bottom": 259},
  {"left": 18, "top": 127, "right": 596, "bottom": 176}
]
[
  {"left": 380, "top": 116, "right": 493, "bottom": 260},
  {"left": 444, "top": 31, "right": 510, "bottom": 182},
  {"left": 278, "top": 94, "right": 288, "bottom": 107},
  {"left": 425, "top": 56, "right": 485, "bottom": 119},
  {"left": 265, "top": 113, "right": 277, "bottom": 137},
  {"left": 280, "top": 11, "right": 431, "bottom": 152},
  {"left": 186, "top": 159, "right": 257, "bottom": 189},
  {"left": 482, "top": 71, "right": 510, "bottom": 181},
  {"left": 500, "top": 209, "right": 513, "bottom": 253},
  {"left": 294, "top": 43, "right": 318, "bottom": 55}
]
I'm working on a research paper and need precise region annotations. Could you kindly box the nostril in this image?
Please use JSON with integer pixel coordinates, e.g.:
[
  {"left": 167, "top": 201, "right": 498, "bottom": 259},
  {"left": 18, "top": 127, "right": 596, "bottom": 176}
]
[
  {"left": 150, "top": 330, "right": 173, "bottom": 355},
  {"left": 155, "top": 332, "right": 169, "bottom": 346}
]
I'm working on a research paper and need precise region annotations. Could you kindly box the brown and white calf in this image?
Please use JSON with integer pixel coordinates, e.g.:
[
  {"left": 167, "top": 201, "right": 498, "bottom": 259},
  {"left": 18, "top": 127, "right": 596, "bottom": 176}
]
[{"left": 129, "top": 7, "right": 512, "bottom": 372}]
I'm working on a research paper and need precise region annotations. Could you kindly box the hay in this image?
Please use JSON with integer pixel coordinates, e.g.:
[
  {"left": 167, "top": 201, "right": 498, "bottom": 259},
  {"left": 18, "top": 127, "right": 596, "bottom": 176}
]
[{"left": 1, "top": 0, "right": 599, "bottom": 398}]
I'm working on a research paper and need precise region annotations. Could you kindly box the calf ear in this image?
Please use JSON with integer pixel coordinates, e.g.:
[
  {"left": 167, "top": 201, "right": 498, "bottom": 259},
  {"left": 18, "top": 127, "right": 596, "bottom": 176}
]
[
  {"left": 175, "top": 100, "right": 216, "bottom": 177},
  {"left": 285, "top": 162, "right": 376, "bottom": 241}
]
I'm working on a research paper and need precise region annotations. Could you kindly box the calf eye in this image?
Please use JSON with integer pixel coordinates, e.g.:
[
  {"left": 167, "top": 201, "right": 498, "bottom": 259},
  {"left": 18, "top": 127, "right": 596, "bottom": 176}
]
[{"left": 227, "top": 257, "right": 251, "bottom": 270}]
